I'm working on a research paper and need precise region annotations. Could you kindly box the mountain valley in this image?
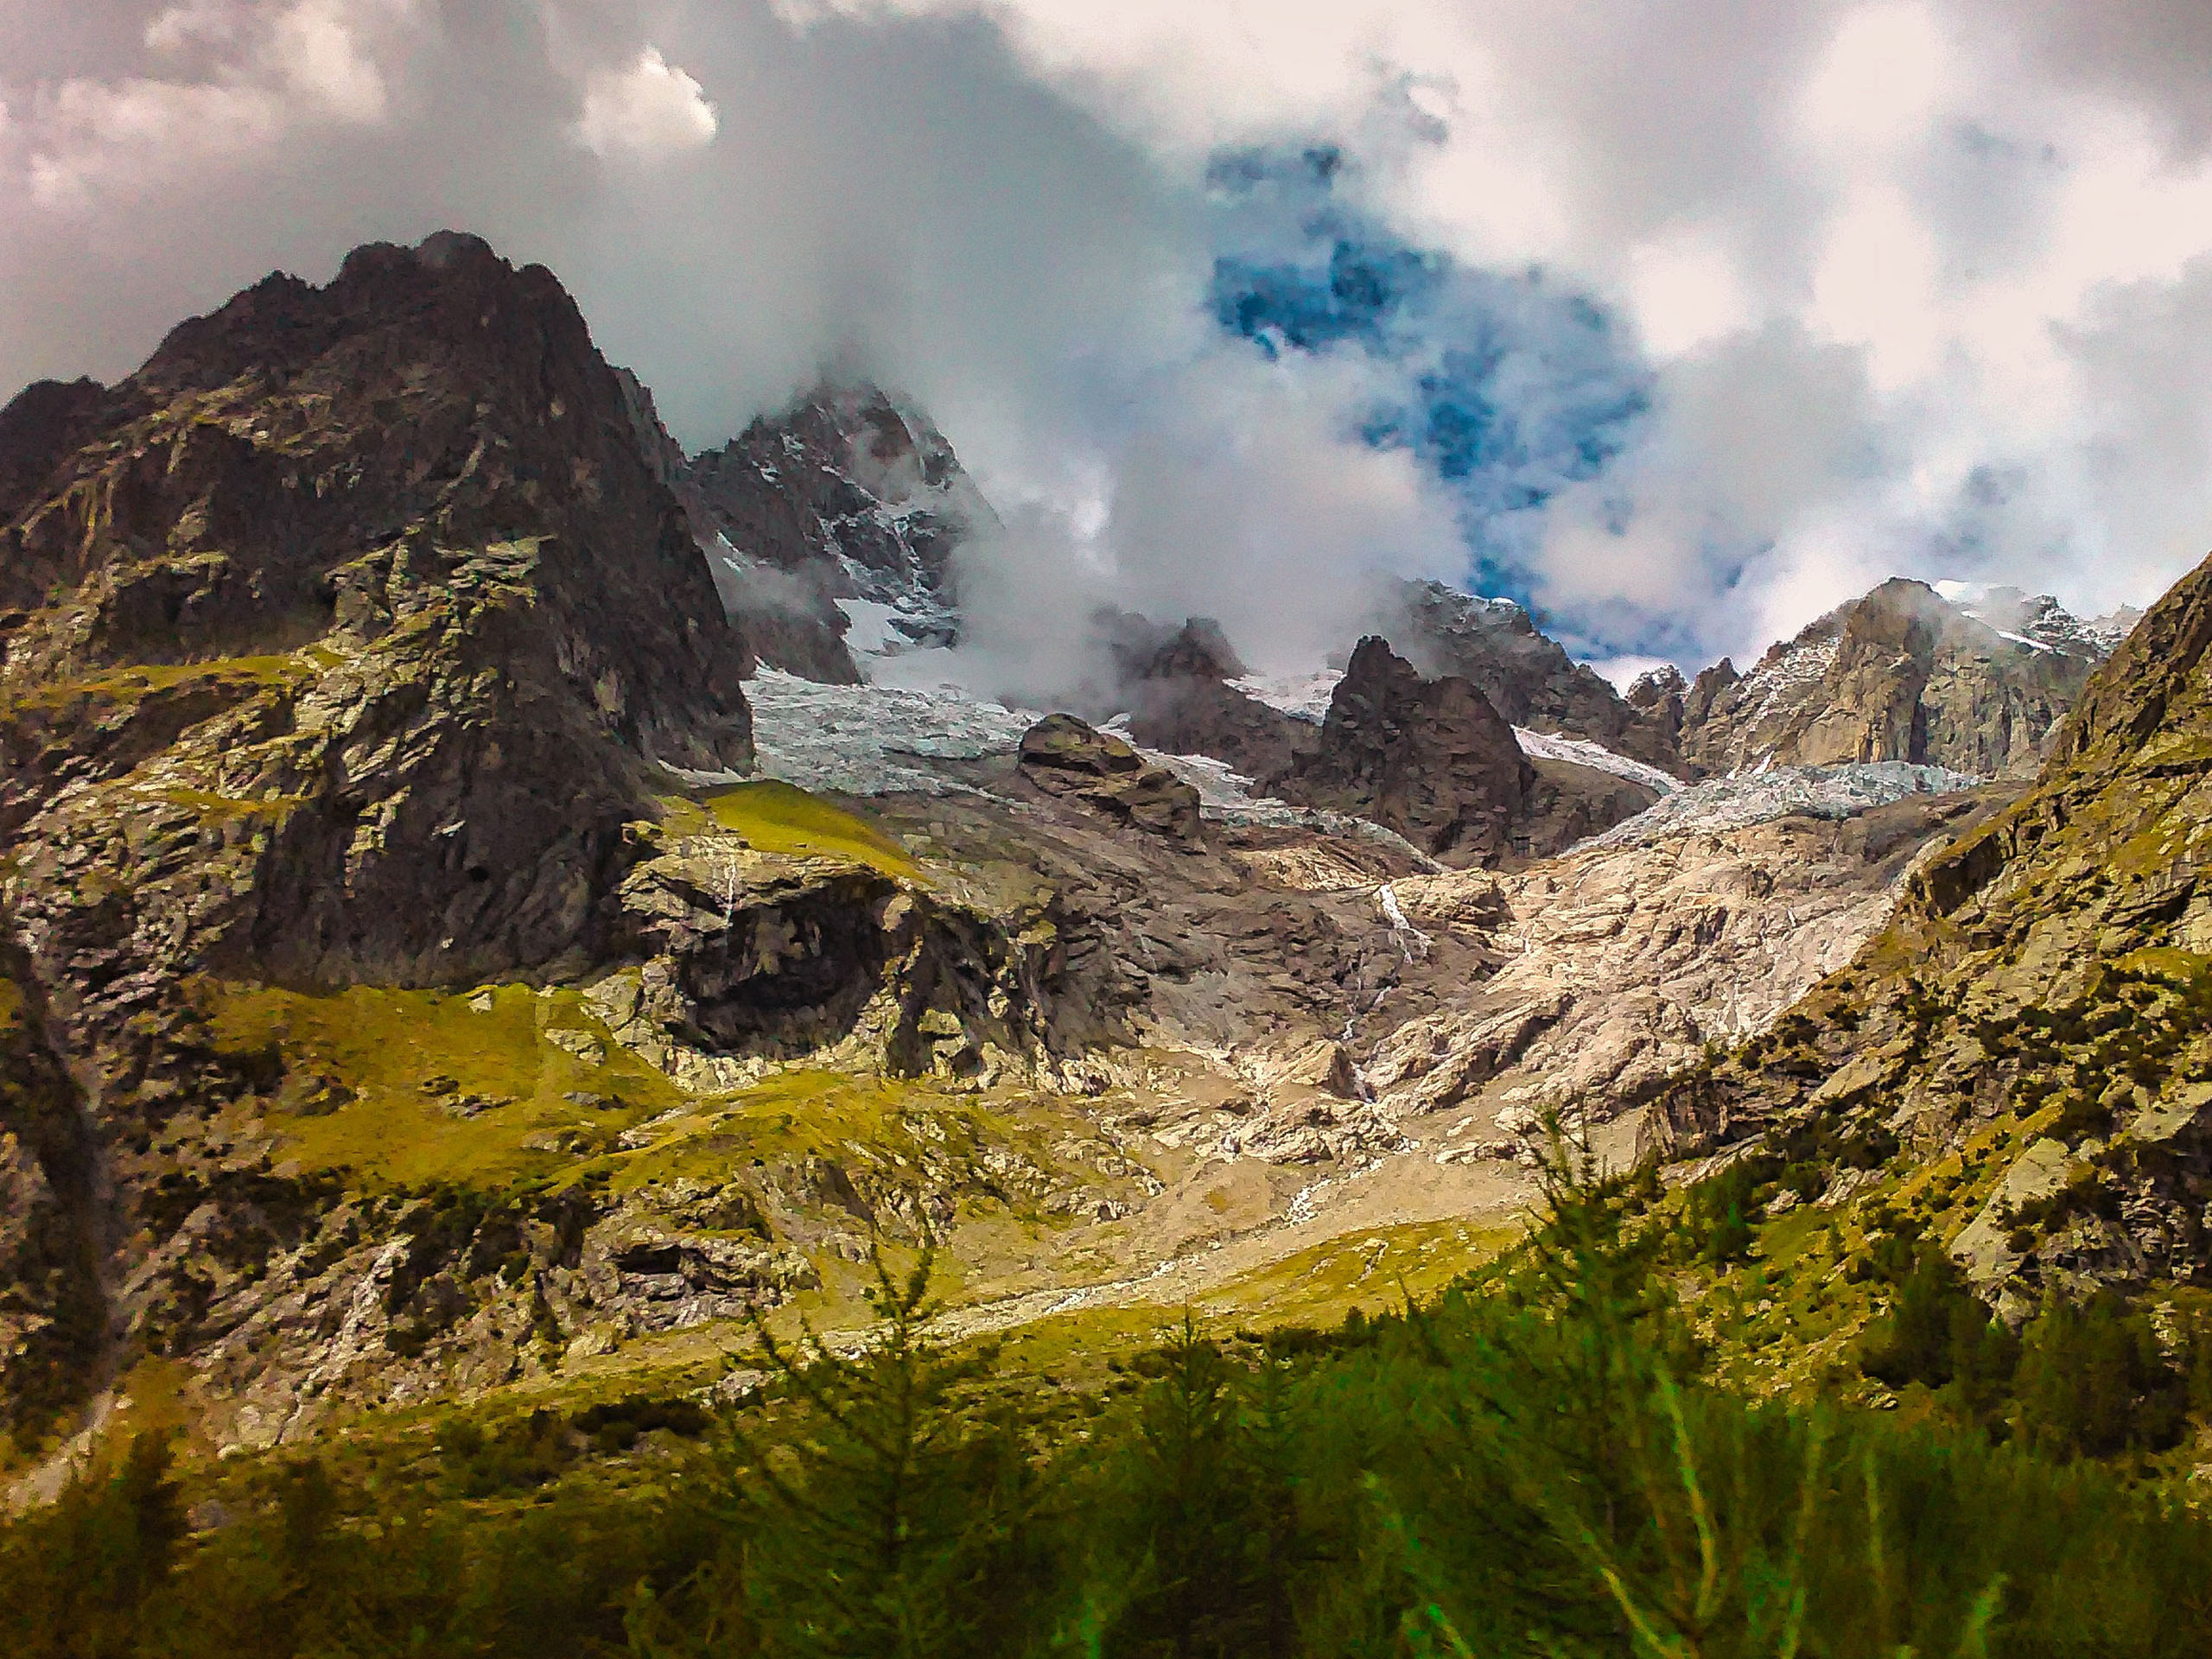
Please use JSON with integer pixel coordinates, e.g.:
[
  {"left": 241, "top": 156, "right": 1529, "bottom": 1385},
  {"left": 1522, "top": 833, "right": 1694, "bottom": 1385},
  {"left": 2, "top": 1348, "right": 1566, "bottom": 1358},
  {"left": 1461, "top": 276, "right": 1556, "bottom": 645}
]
[{"left": 5, "top": 233, "right": 2212, "bottom": 1650}]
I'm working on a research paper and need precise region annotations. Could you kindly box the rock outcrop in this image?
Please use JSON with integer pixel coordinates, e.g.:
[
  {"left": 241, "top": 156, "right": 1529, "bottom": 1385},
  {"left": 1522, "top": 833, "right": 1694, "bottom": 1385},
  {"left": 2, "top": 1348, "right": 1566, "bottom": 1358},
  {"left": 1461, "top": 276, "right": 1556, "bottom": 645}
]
[
  {"left": 1677, "top": 578, "right": 2103, "bottom": 779},
  {"left": 1102, "top": 613, "right": 1315, "bottom": 782},
  {"left": 1649, "top": 549, "right": 2212, "bottom": 1316},
  {"left": 1515, "top": 757, "right": 1662, "bottom": 858},
  {"left": 1368, "top": 786, "right": 2009, "bottom": 1148},
  {"left": 0, "top": 231, "right": 769, "bottom": 1433},
  {"left": 1019, "top": 715, "right": 1204, "bottom": 842},
  {"left": 2, "top": 231, "right": 755, "bottom": 985},
  {"left": 1376, "top": 580, "right": 1682, "bottom": 774},
  {"left": 1279, "top": 637, "right": 1533, "bottom": 866}
]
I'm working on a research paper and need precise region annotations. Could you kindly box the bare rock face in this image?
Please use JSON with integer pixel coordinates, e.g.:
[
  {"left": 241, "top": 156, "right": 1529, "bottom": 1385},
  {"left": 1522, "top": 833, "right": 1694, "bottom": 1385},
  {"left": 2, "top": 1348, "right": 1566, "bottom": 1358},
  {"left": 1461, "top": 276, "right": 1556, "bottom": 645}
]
[
  {"left": 603, "top": 828, "right": 1083, "bottom": 1090},
  {"left": 680, "top": 384, "right": 994, "bottom": 677},
  {"left": 0, "top": 231, "right": 761, "bottom": 1433},
  {"left": 1367, "top": 788, "right": 2008, "bottom": 1145},
  {"left": 1101, "top": 613, "right": 1315, "bottom": 781},
  {"left": 1652, "top": 547, "right": 2212, "bottom": 1315},
  {"left": 1678, "top": 578, "right": 2101, "bottom": 779},
  {"left": 1624, "top": 664, "right": 1687, "bottom": 749},
  {"left": 1019, "top": 715, "right": 1204, "bottom": 842},
  {"left": 1375, "top": 580, "right": 1683, "bottom": 775},
  {"left": 0, "top": 231, "right": 754, "bottom": 987},
  {"left": 1516, "top": 757, "right": 1661, "bottom": 859},
  {"left": 0, "top": 377, "right": 105, "bottom": 529},
  {"left": 1280, "top": 637, "right": 1533, "bottom": 866}
]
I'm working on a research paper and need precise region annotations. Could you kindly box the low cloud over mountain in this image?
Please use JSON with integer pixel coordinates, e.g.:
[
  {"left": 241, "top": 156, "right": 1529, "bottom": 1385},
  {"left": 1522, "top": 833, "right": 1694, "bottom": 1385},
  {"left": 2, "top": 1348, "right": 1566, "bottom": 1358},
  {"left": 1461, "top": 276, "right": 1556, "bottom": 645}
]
[{"left": 8, "top": 1, "right": 2212, "bottom": 679}]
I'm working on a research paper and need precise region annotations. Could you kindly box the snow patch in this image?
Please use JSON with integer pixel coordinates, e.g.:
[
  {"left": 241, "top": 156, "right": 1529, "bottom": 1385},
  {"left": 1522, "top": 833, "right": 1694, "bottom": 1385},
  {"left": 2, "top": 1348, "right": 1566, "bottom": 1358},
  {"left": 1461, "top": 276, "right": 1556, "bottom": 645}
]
[
  {"left": 835, "top": 598, "right": 903, "bottom": 658},
  {"left": 1230, "top": 670, "right": 1344, "bottom": 724},
  {"left": 745, "top": 669, "right": 1038, "bottom": 797},
  {"left": 1512, "top": 728, "right": 1679, "bottom": 794},
  {"left": 1140, "top": 748, "right": 1274, "bottom": 811},
  {"left": 1586, "top": 762, "right": 1982, "bottom": 851}
]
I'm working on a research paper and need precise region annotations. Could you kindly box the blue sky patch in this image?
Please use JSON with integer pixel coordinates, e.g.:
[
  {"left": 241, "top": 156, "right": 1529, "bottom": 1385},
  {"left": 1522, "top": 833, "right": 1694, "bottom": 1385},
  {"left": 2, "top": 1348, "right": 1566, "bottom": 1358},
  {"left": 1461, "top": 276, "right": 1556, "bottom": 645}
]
[{"left": 1206, "top": 145, "right": 1653, "bottom": 626}]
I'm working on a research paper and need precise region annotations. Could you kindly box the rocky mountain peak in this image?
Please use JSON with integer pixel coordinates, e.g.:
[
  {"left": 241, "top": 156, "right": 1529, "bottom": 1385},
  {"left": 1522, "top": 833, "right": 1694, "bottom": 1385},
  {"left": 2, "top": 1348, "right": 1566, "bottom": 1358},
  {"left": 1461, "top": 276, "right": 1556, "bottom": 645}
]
[
  {"left": 1280, "top": 635, "right": 1535, "bottom": 865},
  {"left": 1676, "top": 575, "right": 2105, "bottom": 779},
  {"left": 679, "top": 381, "right": 993, "bottom": 680},
  {"left": 1653, "top": 543, "right": 2212, "bottom": 1319},
  {"left": 1371, "top": 578, "right": 1682, "bottom": 775},
  {"left": 1626, "top": 664, "right": 1687, "bottom": 705},
  {"left": 1103, "top": 613, "right": 1248, "bottom": 683},
  {"left": 1931, "top": 579, "right": 2127, "bottom": 660},
  {"left": 1, "top": 226, "right": 754, "bottom": 984},
  {"left": 135, "top": 232, "right": 563, "bottom": 406},
  {"left": 1087, "top": 609, "right": 1312, "bottom": 783}
]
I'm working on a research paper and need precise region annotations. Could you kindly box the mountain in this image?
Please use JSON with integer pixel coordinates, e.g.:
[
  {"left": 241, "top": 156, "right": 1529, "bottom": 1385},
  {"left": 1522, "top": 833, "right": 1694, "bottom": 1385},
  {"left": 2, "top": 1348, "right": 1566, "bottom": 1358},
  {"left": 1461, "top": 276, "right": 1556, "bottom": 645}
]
[
  {"left": 1675, "top": 577, "right": 2107, "bottom": 779},
  {"left": 1, "top": 230, "right": 2192, "bottom": 1527},
  {"left": 1648, "top": 547, "right": 2212, "bottom": 1319},
  {"left": 1370, "top": 579, "right": 1684, "bottom": 773},
  {"left": 2, "top": 230, "right": 754, "bottom": 981},
  {"left": 1276, "top": 636, "right": 1536, "bottom": 865},
  {"left": 661, "top": 381, "right": 994, "bottom": 683},
  {"left": 0, "top": 239, "right": 950, "bottom": 1451},
  {"left": 1101, "top": 612, "right": 1317, "bottom": 784}
]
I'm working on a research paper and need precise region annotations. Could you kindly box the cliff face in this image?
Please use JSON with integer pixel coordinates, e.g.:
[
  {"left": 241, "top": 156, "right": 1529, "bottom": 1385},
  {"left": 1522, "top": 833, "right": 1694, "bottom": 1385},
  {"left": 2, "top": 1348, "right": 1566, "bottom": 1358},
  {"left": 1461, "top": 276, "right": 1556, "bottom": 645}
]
[
  {"left": 1, "top": 230, "right": 755, "bottom": 988},
  {"left": 1378, "top": 580, "right": 1683, "bottom": 774},
  {"left": 0, "top": 232, "right": 772, "bottom": 1436},
  {"left": 678, "top": 384, "right": 995, "bottom": 681},
  {"left": 1104, "top": 614, "right": 1316, "bottom": 784},
  {"left": 1281, "top": 637, "right": 1535, "bottom": 865},
  {"left": 1677, "top": 578, "right": 2101, "bottom": 779},
  {"left": 1650, "top": 550, "right": 2212, "bottom": 1318}
]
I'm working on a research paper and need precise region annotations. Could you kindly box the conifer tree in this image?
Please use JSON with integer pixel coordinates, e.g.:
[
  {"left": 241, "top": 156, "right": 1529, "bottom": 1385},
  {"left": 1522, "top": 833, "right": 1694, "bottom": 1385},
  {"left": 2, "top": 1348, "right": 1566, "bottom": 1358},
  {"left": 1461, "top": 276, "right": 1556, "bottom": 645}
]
[
  {"left": 0, "top": 1432, "right": 184, "bottom": 1659},
  {"left": 725, "top": 1238, "right": 1049, "bottom": 1659},
  {"left": 1103, "top": 1314, "right": 1251, "bottom": 1658}
]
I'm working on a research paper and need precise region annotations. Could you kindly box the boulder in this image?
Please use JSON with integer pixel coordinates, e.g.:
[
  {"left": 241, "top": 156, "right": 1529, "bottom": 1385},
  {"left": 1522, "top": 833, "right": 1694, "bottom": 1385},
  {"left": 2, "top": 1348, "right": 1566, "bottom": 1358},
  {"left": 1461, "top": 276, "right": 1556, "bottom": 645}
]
[{"left": 1018, "top": 715, "right": 1203, "bottom": 842}]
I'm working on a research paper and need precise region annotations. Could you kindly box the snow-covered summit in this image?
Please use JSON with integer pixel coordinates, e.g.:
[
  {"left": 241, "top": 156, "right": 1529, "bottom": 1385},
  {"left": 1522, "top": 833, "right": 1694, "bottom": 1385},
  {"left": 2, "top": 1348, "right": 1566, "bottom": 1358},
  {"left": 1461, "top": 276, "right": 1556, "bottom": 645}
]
[
  {"left": 680, "top": 383, "right": 990, "bottom": 678},
  {"left": 1929, "top": 581, "right": 2125, "bottom": 661}
]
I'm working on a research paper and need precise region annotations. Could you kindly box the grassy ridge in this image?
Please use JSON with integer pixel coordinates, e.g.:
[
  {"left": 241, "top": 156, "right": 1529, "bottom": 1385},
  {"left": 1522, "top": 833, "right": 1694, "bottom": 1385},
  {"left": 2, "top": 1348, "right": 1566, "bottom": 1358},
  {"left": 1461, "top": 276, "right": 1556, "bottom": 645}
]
[
  {"left": 197, "top": 980, "right": 680, "bottom": 1187},
  {"left": 656, "top": 781, "right": 925, "bottom": 881}
]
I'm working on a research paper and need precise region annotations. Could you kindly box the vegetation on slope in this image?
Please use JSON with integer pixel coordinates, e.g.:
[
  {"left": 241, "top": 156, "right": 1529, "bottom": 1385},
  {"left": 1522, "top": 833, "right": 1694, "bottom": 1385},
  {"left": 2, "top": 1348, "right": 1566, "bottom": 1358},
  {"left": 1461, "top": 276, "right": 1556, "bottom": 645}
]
[
  {"left": 656, "top": 781, "right": 925, "bottom": 882},
  {"left": 8, "top": 1154, "right": 2210, "bottom": 1657}
]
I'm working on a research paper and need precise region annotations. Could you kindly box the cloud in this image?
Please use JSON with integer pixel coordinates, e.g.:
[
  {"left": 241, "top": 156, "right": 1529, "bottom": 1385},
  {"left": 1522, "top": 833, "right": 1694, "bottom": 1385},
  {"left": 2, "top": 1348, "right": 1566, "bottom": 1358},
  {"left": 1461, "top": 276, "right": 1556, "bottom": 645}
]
[
  {"left": 16, "top": 0, "right": 406, "bottom": 211},
  {"left": 574, "top": 45, "right": 718, "bottom": 160},
  {"left": 5, "top": 0, "right": 2212, "bottom": 683}
]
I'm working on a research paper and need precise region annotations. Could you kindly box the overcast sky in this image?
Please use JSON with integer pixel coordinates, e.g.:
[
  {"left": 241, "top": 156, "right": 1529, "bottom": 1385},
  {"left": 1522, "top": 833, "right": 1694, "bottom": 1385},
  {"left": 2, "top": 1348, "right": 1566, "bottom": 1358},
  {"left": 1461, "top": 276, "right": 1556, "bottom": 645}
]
[{"left": 6, "top": 1, "right": 2212, "bottom": 682}]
